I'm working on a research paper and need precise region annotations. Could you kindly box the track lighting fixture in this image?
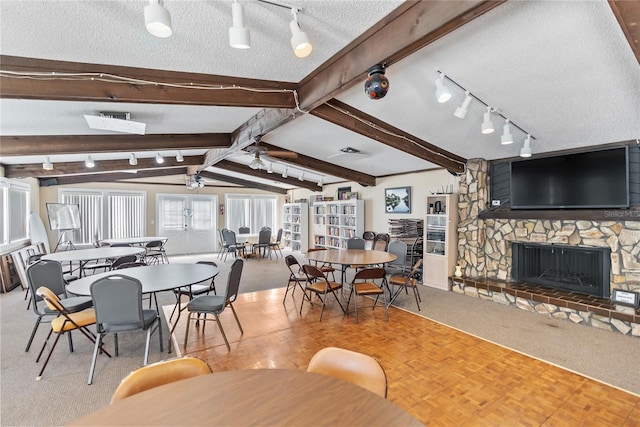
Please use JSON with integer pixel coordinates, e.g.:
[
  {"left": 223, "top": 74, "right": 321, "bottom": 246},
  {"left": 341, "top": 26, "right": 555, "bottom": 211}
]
[
  {"left": 129, "top": 153, "right": 138, "bottom": 166},
  {"left": 42, "top": 157, "right": 53, "bottom": 171},
  {"left": 290, "top": 9, "right": 312, "bottom": 58},
  {"left": 454, "top": 91, "right": 472, "bottom": 119},
  {"left": 299, "top": 172, "right": 304, "bottom": 181},
  {"left": 434, "top": 72, "right": 451, "bottom": 103},
  {"left": 176, "top": 151, "right": 184, "bottom": 162},
  {"left": 155, "top": 153, "right": 164, "bottom": 164},
  {"left": 501, "top": 119, "right": 513, "bottom": 145},
  {"left": 364, "top": 64, "right": 389, "bottom": 100},
  {"left": 144, "top": 0, "right": 172, "bottom": 38},
  {"left": 520, "top": 134, "right": 532, "bottom": 158},
  {"left": 229, "top": 0, "right": 250, "bottom": 49},
  {"left": 282, "top": 168, "right": 288, "bottom": 179},
  {"left": 317, "top": 177, "right": 323, "bottom": 187},
  {"left": 481, "top": 106, "right": 495, "bottom": 134},
  {"left": 85, "top": 156, "right": 95, "bottom": 168},
  {"left": 267, "top": 163, "right": 273, "bottom": 174}
]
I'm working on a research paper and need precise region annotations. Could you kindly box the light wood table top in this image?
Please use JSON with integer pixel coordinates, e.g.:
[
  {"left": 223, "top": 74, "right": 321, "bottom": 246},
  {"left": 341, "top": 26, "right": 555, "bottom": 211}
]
[
  {"left": 305, "top": 248, "right": 397, "bottom": 266},
  {"left": 68, "top": 369, "right": 422, "bottom": 426}
]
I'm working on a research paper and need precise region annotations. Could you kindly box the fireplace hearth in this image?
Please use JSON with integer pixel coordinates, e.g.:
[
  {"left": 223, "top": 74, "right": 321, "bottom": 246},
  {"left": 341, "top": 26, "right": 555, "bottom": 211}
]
[{"left": 511, "top": 242, "right": 611, "bottom": 298}]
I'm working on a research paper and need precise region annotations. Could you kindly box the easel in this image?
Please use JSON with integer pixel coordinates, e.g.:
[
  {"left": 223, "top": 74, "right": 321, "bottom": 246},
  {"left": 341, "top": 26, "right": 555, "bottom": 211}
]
[{"left": 54, "top": 229, "right": 77, "bottom": 252}]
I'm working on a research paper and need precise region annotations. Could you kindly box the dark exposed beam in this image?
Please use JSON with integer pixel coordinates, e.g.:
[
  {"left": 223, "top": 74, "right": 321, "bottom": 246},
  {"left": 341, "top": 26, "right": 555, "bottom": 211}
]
[
  {"left": 258, "top": 142, "right": 377, "bottom": 187},
  {"left": 311, "top": 100, "right": 466, "bottom": 173},
  {"left": 0, "top": 134, "right": 230, "bottom": 157},
  {"left": 297, "top": 1, "right": 506, "bottom": 111},
  {"left": 0, "top": 55, "right": 297, "bottom": 108},
  {"left": 40, "top": 167, "right": 189, "bottom": 187},
  {"left": 233, "top": 1, "right": 502, "bottom": 175},
  {"left": 214, "top": 160, "right": 319, "bottom": 192},
  {"left": 609, "top": 0, "right": 640, "bottom": 65},
  {"left": 199, "top": 171, "right": 287, "bottom": 195},
  {"left": 4, "top": 156, "right": 204, "bottom": 179}
]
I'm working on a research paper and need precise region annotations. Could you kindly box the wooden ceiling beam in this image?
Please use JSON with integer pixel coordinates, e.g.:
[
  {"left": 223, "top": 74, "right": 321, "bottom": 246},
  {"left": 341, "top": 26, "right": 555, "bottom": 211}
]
[
  {"left": 0, "top": 133, "right": 230, "bottom": 157},
  {"left": 214, "top": 160, "right": 319, "bottom": 192},
  {"left": 4, "top": 156, "right": 204, "bottom": 179},
  {"left": 311, "top": 100, "right": 466, "bottom": 173},
  {"left": 40, "top": 167, "right": 189, "bottom": 187},
  {"left": 258, "top": 142, "right": 376, "bottom": 187},
  {"left": 199, "top": 171, "right": 287, "bottom": 195},
  {"left": 609, "top": 0, "right": 640, "bottom": 65},
  {"left": 0, "top": 55, "right": 297, "bottom": 108}
]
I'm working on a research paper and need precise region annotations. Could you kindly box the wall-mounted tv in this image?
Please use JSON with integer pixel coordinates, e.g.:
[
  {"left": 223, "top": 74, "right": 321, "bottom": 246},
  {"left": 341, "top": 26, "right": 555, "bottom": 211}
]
[{"left": 510, "top": 146, "right": 629, "bottom": 209}]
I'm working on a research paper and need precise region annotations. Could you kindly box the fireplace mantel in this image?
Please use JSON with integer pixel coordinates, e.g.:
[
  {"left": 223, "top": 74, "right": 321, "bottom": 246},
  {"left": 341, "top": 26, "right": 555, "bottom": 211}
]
[{"left": 478, "top": 207, "right": 640, "bottom": 221}]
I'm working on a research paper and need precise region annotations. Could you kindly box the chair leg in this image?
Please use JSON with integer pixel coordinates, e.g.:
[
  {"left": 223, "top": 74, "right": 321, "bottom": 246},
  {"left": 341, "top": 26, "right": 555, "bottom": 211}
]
[
  {"left": 143, "top": 328, "right": 152, "bottom": 366},
  {"left": 183, "top": 312, "right": 192, "bottom": 350},
  {"left": 25, "top": 315, "right": 45, "bottom": 352},
  {"left": 36, "top": 331, "right": 63, "bottom": 381},
  {"left": 214, "top": 313, "right": 231, "bottom": 351},
  {"left": 228, "top": 302, "right": 243, "bottom": 334},
  {"left": 87, "top": 334, "right": 102, "bottom": 385}
]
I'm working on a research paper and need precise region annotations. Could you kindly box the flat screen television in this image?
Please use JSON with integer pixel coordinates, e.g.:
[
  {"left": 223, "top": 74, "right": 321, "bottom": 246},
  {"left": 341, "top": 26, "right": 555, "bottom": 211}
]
[
  {"left": 46, "top": 203, "right": 81, "bottom": 230},
  {"left": 510, "top": 146, "right": 629, "bottom": 209}
]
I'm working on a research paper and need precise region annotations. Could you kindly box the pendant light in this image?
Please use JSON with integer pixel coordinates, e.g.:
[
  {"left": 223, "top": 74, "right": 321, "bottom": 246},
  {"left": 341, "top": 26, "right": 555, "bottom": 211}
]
[
  {"left": 290, "top": 9, "right": 312, "bottom": 58},
  {"left": 144, "top": 0, "right": 172, "bottom": 38}
]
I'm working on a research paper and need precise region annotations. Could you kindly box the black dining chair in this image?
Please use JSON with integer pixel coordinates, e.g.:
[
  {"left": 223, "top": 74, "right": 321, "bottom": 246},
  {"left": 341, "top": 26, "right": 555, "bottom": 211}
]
[{"left": 252, "top": 228, "right": 271, "bottom": 260}]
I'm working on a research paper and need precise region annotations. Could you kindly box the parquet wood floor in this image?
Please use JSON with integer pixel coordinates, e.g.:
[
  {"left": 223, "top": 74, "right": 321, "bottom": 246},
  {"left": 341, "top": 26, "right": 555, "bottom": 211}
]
[{"left": 168, "top": 287, "right": 640, "bottom": 426}]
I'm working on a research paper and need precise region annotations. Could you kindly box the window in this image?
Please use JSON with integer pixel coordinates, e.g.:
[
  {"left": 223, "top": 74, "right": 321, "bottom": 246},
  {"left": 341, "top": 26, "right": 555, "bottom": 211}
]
[
  {"left": 225, "top": 194, "right": 277, "bottom": 234},
  {"left": 59, "top": 189, "right": 146, "bottom": 245},
  {"left": 0, "top": 178, "right": 30, "bottom": 249}
]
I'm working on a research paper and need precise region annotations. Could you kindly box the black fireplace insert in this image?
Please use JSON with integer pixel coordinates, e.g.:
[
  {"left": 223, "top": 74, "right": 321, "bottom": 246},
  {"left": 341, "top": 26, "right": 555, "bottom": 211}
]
[{"left": 511, "top": 242, "right": 611, "bottom": 298}]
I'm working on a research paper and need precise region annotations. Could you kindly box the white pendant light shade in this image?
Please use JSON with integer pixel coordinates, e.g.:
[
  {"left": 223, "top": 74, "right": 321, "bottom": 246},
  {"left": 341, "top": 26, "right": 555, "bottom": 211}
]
[
  {"left": 290, "top": 16, "right": 312, "bottom": 58},
  {"left": 85, "top": 156, "right": 95, "bottom": 168},
  {"left": 129, "top": 153, "right": 138, "bottom": 166},
  {"left": 481, "top": 106, "right": 495, "bottom": 134},
  {"left": 500, "top": 119, "right": 514, "bottom": 145},
  {"left": 520, "top": 134, "right": 532, "bottom": 157},
  {"left": 454, "top": 91, "right": 472, "bottom": 119},
  {"left": 317, "top": 177, "right": 323, "bottom": 187},
  {"left": 42, "top": 156, "right": 53, "bottom": 171},
  {"left": 434, "top": 73, "right": 451, "bottom": 103},
  {"left": 155, "top": 153, "right": 164, "bottom": 164},
  {"left": 145, "top": 0, "right": 172, "bottom": 38},
  {"left": 176, "top": 151, "right": 184, "bottom": 162},
  {"left": 229, "top": 1, "right": 251, "bottom": 49}
]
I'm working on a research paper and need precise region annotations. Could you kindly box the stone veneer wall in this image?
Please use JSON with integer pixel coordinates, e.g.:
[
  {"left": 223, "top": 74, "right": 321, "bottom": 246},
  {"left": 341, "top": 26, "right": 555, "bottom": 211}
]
[{"left": 456, "top": 158, "right": 640, "bottom": 337}]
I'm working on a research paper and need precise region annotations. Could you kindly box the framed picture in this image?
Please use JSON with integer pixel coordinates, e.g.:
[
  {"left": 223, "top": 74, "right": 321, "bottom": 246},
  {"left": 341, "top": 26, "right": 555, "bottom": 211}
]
[
  {"left": 337, "top": 186, "right": 351, "bottom": 200},
  {"left": 612, "top": 289, "right": 639, "bottom": 308},
  {"left": 385, "top": 187, "right": 411, "bottom": 213}
]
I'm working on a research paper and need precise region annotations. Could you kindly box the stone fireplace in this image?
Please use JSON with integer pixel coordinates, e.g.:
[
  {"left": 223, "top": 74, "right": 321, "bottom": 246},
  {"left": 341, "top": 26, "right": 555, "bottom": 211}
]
[
  {"left": 511, "top": 242, "right": 611, "bottom": 298},
  {"left": 454, "top": 158, "right": 640, "bottom": 338}
]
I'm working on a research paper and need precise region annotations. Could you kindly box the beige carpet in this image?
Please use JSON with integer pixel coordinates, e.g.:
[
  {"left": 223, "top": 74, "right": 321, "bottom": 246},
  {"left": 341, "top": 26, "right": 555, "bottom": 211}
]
[{"left": 2, "top": 250, "right": 638, "bottom": 426}]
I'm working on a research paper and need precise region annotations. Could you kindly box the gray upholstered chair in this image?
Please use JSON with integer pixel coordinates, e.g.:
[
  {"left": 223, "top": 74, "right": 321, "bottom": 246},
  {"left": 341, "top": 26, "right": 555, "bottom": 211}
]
[
  {"left": 25, "top": 260, "right": 93, "bottom": 352},
  {"left": 238, "top": 226, "right": 250, "bottom": 234},
  {"left": 252, "top": 228, "right": 271, "bottom": 259},
  {"left": 183, "top": 258, "right": 244, "bottom": 352},
  {"left": 269, "top": 228, "right": 284, "bottom": 259},
  {"left": 170, "top": 261, "right": 218, "bottom": 320},
  {"left": 88, "top": 274, "right": 163, "bottom": 385},
  {"left": 385, "top": 240, "right": 408, "bottom": 276}
]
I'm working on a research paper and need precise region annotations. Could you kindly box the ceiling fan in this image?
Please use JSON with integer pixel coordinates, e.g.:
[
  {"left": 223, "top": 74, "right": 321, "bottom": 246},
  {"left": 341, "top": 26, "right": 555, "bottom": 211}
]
[
  {"left": 246, "top": 138, "right": 298, "bottom": 170},
  {"left": 185, "top": 172, "right": 205, "bottom": 190},
  {"left": 327, "top": 146, "right": 367, "bottom": 159}
]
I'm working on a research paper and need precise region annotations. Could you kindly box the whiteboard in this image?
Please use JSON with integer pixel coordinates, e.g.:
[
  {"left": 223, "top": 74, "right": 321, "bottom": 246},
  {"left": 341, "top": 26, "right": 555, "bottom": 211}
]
[
  {"left": 28, "top": 212, "right": 51, "bottom": 253},
  {"left": 45, "top": 203, "right": 81, "bottom": 231}
]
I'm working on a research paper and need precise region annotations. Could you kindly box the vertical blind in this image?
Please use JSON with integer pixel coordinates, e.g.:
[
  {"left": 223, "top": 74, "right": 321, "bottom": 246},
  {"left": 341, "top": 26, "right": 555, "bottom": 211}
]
[
  {"left": 226, "top": 194, "right": 276, "bottom": 233},
  {"left": 8, "top": 183, "right": 29, "bottom": 242},
  {"left": 108, "top": 193, "right": 145, "bottom": 238},
  {"left": 61, "top": 192, "right": 102, "bottom": 244}
]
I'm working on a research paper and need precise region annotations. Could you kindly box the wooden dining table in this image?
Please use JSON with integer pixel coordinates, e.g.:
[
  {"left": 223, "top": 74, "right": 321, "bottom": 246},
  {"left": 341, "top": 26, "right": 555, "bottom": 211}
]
[
  {"left": 305, "top": 248, "right": 397, "bottom": 285},
  {"left": 68, "top": 368, "right": 423, "bottom": 426}
]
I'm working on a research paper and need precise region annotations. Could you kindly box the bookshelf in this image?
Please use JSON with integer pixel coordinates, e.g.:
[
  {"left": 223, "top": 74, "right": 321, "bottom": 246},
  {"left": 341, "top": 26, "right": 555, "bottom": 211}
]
[
  {"left": 282, "top": 203, "right": 308, "bottom": 253},
  {"left": 423, "top": 194, "right": 458, "bottom": 290},
  {"left": 312, "top": 200, "right": 364, "bottom": 249}
]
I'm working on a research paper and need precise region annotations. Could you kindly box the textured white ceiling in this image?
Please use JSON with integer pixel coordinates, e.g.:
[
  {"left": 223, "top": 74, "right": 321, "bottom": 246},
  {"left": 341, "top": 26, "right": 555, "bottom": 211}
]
[{"left": 1, "top": 0, "right": 639, "bottom": 188}]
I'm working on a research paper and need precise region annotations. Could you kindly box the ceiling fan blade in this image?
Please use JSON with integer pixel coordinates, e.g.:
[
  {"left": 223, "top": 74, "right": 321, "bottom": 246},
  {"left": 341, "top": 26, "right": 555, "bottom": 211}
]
[{"left": 265, "top": 150, "right": 298, "bottom": 158}]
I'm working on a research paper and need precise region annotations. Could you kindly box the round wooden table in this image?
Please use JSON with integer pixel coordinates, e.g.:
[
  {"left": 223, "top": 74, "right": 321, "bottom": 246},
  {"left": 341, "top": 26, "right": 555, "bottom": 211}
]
[
  {"left": 68, "top": 369, "right": 422, "bottom": 426},
  {"left": 305, "top": 249, "right": 397, "bottom": 267}
]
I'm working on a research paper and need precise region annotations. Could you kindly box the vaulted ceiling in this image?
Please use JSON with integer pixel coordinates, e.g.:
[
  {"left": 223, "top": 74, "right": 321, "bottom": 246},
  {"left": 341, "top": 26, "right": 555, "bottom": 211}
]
[{"left": 1, "top": 1, "right": 639, "bottom": 194}]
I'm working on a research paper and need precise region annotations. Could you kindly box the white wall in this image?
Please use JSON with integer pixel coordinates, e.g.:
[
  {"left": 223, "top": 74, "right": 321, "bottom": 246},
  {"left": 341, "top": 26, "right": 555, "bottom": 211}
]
[{"left": 289, "top": 168, "right": 459, "bottom": 240}]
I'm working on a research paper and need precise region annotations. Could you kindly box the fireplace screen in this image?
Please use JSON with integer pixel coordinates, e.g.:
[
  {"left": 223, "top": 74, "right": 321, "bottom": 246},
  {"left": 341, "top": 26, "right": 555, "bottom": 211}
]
[{"left": 511, "top": 242, "right": 611, "bottom": 298}]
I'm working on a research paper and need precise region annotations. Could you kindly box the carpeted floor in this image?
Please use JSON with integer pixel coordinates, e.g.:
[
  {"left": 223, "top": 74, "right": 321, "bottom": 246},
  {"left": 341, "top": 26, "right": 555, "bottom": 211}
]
[{"left": 2, "top": 250, "right": 638, "bottom": 426}]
